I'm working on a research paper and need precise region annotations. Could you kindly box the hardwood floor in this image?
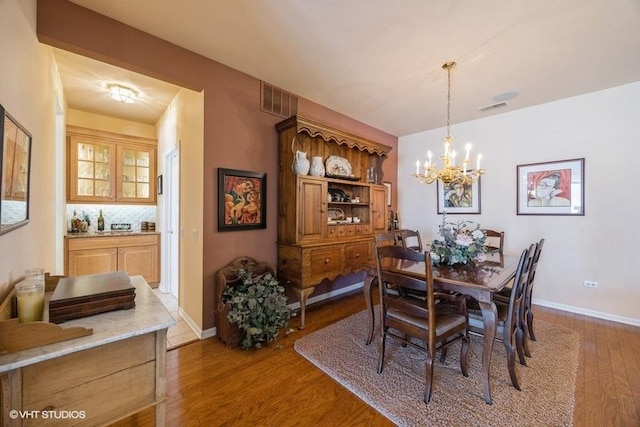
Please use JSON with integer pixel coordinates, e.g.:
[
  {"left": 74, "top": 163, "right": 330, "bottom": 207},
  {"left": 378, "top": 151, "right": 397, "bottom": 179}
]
[{"left": 114, "top": 292, "right": 640, "bottom": 427}]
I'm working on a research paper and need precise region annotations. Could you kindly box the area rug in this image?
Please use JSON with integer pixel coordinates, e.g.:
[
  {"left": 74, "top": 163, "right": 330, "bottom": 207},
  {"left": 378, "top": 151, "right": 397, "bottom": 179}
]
[{"left": 294, "top": 309, "right": 579, "bottom": 426}]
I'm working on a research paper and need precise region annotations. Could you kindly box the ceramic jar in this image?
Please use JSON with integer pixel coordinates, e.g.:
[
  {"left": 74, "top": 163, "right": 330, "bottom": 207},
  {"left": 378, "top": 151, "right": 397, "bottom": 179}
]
[
  {"left": 309, "top": 156, "right": 325, "bottom": 177},
  {"left": 293, "top": 150, "right": 310, "bottom": 175}
]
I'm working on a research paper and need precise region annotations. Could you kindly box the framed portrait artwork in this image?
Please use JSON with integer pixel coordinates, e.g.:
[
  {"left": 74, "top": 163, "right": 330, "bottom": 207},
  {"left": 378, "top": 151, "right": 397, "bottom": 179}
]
[
  {"left": 516, "top": 158, "right": 584, "bottom": 215},
  {"left": 218, "top": 168, "right": 267, "bottom": 231},
  {"left": 436, "top": 178, "right": 481, "bottom": 214}
]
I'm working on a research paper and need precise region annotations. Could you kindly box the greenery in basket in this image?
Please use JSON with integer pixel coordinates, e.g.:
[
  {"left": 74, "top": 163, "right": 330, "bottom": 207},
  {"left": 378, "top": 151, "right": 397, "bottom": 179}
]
[
  {"left": 430, "top": 214, "right": 493, "bottom": 266},
  {"left": 222, "top": 269, "right": 292, "bottom": 349}
]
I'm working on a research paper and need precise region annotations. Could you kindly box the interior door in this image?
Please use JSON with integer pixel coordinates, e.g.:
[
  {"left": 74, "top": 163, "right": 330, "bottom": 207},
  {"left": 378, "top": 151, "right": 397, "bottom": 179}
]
[{"left": 165, "top": 148, "right": 180, "bottom": 300}]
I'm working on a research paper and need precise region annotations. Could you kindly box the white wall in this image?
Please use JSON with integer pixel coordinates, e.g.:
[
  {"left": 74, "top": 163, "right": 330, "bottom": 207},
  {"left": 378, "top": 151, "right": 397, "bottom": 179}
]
[
  {"left": 399, "top": 82, "right": 640, "bottom": 325},
  {"left": 0, "top": 0, "right": 61, "bottom": 300}
]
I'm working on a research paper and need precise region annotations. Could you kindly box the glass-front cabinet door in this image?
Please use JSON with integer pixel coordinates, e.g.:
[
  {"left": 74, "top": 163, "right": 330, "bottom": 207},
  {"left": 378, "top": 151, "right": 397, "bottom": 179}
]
[
  {"left": 68, "top": 136, "right": 116, "bottom": 202},
  {"left": 117, "top": 145, "right": 156, "bottom": 203}
]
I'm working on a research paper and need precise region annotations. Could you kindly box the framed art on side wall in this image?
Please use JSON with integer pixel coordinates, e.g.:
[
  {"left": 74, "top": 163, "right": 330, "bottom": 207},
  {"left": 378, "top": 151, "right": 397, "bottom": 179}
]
[
  {"left": 218, "top": 168, "right": 266, "bottom": 231},
  {"left": 0, "top": 104, "right": 32, "bottom": 235},
  {"left": 437, "top": 178, "right": 481, "bottom": 214},
  {"left": 516, "top": 158, "right": 584, "bottom": 215}
]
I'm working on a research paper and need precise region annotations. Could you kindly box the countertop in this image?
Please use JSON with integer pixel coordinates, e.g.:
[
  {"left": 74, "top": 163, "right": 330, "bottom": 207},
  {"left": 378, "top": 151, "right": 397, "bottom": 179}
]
[
  {"left": 0, "top": 275, "right": 175, "bottom": 372},
  {"left": 65, "top": 231, "right": 160, "bottom": 239}
]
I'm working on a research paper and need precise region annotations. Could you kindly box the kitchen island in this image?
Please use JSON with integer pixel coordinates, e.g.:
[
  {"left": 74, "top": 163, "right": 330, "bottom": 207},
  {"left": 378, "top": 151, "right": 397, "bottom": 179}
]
[{"left": 0, "top": 275, "right": 175, "bottom": 426}]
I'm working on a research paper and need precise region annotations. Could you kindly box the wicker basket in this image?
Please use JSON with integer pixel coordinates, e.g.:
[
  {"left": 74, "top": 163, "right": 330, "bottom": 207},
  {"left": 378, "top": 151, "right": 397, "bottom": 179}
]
[{"left": 214, "top": 257, "right": 275, "bottom": 348}]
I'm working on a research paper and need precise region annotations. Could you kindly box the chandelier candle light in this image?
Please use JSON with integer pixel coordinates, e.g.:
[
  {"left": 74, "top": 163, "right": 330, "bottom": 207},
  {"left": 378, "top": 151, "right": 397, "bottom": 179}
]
[{"left": 413, "top": 62, "right": 484, "bottom": 185}]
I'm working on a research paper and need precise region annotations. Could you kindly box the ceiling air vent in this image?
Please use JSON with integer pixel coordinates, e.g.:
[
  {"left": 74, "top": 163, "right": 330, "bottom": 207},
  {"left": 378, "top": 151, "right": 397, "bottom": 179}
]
[
  {"left": 261, "top": 81, "right": 298, "bottom": 118},
  {"left": 479, "top": 102, "right": 507, "bottom": 112}
]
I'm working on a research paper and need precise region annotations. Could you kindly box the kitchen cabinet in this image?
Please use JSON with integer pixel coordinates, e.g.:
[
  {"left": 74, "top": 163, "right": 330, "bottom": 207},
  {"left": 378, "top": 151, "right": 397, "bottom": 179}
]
[
  {"left": 276, "top": 115, "right": 392, "bottom": 328},
  {"left": 65, "top": 234, "right": 160, "bottom": 285},
  {"left": 0, "top": 277, "right": 173, "bottom": 427},
  {"left": 67, "top": 126, "right": 156, "bottom": 204}
]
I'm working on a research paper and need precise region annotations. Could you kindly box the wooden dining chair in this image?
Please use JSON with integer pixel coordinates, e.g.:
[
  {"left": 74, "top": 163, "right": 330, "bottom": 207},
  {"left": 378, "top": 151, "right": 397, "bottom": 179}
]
[
  {"left": 523, "top": 239, "right": 545, "bottom": 344},
  {"left": 483, "top": 229, "right": 505, "bottom": 255},
  {"left": 375, "top": 244, "right": 469, "bottom": 403},
  {"left": 397, "top": 229, "right": 423, "bottom": 252},
  {"left": 467, "top": 244, "right": 535, "bottom": 390}
]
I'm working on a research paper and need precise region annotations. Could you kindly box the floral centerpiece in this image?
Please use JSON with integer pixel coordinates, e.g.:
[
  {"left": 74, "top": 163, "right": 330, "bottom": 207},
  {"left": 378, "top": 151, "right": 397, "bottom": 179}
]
[
  {"left": 222, "top": 269, "right": 292, "bottom": 349},
  {"left": 430, "top": 215, "right": 492, "bottom": 265}
]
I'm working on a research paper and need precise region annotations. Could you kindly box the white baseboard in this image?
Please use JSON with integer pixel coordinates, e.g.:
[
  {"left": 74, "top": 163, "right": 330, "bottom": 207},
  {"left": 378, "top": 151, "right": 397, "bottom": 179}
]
[
  {"left": 533, "top": 298, "right": 640, "bottom": 327},
  {"left": 287, "top": 281, "right": 364, "bottom": 310},
  {"left": 178, "top": 306, "right": 217, "bottom": 339}
]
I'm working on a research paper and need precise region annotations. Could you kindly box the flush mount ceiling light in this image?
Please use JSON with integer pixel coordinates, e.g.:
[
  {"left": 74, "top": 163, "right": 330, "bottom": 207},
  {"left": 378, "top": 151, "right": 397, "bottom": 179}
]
[{"left": 108, "top": 84, "right": 137, "bottom": 103}]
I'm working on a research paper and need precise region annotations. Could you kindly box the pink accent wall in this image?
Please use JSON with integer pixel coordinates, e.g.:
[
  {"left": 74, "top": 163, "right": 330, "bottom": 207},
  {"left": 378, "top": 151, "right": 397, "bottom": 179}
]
[{"left": 37, "top": 0, "right": 398, "bottom": 329}]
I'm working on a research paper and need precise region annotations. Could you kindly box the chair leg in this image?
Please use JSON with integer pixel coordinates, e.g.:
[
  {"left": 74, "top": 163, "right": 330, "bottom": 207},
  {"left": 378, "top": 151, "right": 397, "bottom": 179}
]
[
  {"left": 459, "top": 333, "right": 469, "bottom": 377},
  {"left": 439, "top": 347, "right": 448, "bottom": 363},
  {"left": 503, "top": 339, "right": 521, "bottom": 391},
  {"left": 515, "top": 326, "right": 527, "bottom": 366},
  {"left": 527, "top": 308, "right": 536, "bottom": 341},
  {"left": 377, "top": 330, "right": 387, "bottom": 374},
  {"left": 423, "top": 351, "right": 435, "bottom": 403}
]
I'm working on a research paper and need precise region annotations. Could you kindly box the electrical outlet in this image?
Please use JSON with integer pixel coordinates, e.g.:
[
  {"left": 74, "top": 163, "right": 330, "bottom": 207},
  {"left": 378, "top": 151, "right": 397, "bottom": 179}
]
[{"left": 584, "top": 280, "right": 598, "bottom": 288}]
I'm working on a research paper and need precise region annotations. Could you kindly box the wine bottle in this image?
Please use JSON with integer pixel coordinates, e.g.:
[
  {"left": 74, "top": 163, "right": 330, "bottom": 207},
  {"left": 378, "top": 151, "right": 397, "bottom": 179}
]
[
  {"left": 97, "top": 209, "right": 105, "bottom": 231},
  {"left": 71, "top": 210, "right": 78, "bottom": 232}
]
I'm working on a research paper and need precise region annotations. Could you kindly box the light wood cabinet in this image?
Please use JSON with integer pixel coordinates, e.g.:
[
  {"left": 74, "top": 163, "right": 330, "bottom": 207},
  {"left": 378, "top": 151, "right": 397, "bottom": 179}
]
[
  {"left": 276, "top": 115, "right": 392, "bottom": 328},
  {"left": 65, "top": 234, "right": 160, "bottom": 285},
  {"left": 67, "top": 126, "right": 156, "bottom": 204},
  {"left": 0, "top": 277, "right": 172, "bottom": 427}
]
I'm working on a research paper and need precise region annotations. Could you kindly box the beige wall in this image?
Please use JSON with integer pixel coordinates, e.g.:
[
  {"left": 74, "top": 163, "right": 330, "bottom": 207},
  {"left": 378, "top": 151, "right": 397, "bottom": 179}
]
[
  {"left": 35, "top": 0, "right": 398, "bottom": 331},
  {"left": 399, "top": 82, "right": 640, "bottom": 325},
  {"left": 0, "top": 0, "right": 60, "bottom": 301},
  {"left": 67, "top": 109, "right": 156, "bottom": 139}
]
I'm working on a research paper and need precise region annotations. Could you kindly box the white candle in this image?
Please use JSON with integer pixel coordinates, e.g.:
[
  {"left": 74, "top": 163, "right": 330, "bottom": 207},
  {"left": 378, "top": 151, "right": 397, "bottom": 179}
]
[
  {"left": 16, "top": 281, "right": 44, "bottom": 323},
  {"left": 465, "top": 143, "right": 471, "bottom": 160},
  {"left": 451, "top": 150, "right": 456, "bottom": 166},
  {"left": 416, "top": 160, "right": 420, "bottom": 175},
  {"left": 427, "top": 151, "right": 432, "bottom": 169},
  {"left": 477, "top": 154, "right": 482, "bottom": 170}
]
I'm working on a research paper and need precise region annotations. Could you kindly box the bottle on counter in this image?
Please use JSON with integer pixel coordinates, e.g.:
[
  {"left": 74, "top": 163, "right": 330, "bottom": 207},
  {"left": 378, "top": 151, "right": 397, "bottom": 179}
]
[
  {"left": 392, "top": 211, "right": 399, "bottom": 230},
  {"left": 97, "top": 209, "right": 105, "bottom": 231},
  {"left": 70, "top": 210, "right": 78, "bottom": 233}
]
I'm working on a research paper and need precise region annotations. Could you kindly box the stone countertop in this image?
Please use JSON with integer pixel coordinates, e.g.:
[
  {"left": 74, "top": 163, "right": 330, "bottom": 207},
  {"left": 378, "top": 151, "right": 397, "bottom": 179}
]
[
  {"left": 65, "top": 231, "right": 160, "bottom": 239},
  {"left": 0, "top": 275, "right": 176, "bottom": 372}
]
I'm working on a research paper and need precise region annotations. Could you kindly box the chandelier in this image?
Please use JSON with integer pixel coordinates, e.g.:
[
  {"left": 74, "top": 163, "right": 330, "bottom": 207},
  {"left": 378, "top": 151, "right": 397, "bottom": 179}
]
[{"left": 413, "top": 62, "right": 484, "bottom": 185}]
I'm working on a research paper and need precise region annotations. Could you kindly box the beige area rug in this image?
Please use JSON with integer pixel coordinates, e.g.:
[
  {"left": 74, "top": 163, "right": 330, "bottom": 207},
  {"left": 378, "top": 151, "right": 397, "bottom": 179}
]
[{"left": 294, "top": 310, "right": 579, "bottom": 426}]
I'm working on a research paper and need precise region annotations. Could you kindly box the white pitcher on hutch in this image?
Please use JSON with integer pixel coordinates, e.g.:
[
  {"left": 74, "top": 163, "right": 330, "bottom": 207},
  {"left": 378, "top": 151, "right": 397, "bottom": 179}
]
[{"left": 293, "top": 150, "right": 310, "bottom": 175}]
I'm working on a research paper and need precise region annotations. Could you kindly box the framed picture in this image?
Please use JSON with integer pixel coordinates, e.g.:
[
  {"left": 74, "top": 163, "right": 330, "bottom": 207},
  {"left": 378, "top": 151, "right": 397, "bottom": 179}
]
[
  {"left": 437, "top": 178, "right": 481, "bottom": 214},
  {"left": 218, "top": 168, "right": 266, "bottom": 231},
  {"left": 0, "top": 105, "right": 32, "bottom": 235},
  {"left": 383, "top": 182, "right": 392, "bottom": 206},
  {"left": 517, "top": 158, "right": 584, "bottom": 215},
  {"left": 156, "top": 175, "right": 163, "bottom": 195}
]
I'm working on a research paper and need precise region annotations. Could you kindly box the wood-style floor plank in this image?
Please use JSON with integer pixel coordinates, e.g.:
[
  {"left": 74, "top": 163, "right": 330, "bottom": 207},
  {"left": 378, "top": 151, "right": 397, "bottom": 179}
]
[{"left": 113, "top": 294, "right": 640, "bottom": 427}]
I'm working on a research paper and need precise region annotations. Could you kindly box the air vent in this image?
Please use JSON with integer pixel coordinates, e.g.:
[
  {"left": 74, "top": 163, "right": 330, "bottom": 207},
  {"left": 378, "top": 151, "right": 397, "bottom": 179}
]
[
  {"left": 479, "top": 102, "right": 507, "bottom": 112},
  {"left": 261, "top": 81, "right": 298, "bottom": 118}
]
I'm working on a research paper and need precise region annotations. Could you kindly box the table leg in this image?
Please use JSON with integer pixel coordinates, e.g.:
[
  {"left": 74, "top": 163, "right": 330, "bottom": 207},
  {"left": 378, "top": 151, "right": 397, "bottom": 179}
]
[
  {"left": 363, "top": 274, "right": 377, "bottom": 345},
  {"left": 477, "top": 300, "right": 498, "bottom": 405},
  {"left": 293, "top": 287, "right": 315, "bottom": 329}
]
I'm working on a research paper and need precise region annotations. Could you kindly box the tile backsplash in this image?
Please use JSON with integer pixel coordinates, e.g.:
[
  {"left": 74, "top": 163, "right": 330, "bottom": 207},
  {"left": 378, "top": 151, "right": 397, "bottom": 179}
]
[{"left": 67, "top": 204, "right": 157, "bottom": 232}]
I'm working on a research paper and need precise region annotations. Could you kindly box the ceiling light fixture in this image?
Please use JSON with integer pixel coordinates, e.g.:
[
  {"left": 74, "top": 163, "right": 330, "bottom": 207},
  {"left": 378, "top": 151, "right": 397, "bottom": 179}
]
[
  {"left": 413, "top": 62, "right": 484, "bottom": 185},
  {"left": 108, "top": 84, "right": 137, "bottom": 103}
]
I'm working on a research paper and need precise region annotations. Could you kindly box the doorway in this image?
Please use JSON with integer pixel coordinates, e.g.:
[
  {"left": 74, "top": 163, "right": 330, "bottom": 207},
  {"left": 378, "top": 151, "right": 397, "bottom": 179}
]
[{"left": 163, "top": 147, "right": 180, "bottom": 300}]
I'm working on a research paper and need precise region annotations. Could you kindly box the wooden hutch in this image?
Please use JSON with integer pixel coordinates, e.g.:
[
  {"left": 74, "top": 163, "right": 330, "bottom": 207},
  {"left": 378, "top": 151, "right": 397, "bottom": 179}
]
[{"left": 276, "top": 115, "right": 392, "bottom": 328}]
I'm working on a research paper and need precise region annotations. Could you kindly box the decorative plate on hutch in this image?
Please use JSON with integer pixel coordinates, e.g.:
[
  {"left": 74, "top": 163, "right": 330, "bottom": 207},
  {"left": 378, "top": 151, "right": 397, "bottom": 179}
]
[{"left": 325, "top": 156, "right": 352, "bottom": 178}]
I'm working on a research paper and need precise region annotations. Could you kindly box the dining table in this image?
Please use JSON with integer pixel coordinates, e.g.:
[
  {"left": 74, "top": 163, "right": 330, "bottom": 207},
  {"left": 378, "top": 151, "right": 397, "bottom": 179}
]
[{"left": 363, "top": 253, "right": 518, "bottom": 404}]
